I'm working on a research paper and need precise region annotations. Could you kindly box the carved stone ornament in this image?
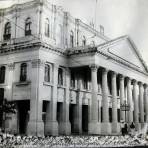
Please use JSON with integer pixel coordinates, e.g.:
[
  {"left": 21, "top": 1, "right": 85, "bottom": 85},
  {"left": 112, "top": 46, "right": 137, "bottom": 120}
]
[
  {"left": 31, "top": 59, "right": 45, "bottom": 68},
  {"left": 89, "top": 64, "right": 98, "bottom": 72},
  {"left": 8, "top": 63, "right": 15, "bottom": 71}
]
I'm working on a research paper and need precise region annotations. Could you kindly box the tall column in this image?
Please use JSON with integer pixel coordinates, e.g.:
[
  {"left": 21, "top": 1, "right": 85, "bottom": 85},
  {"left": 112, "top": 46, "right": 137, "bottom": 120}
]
[
  {"left": 101, "top": 68, "right": 111, "bottom": 134},
  {"left": 127, "top": 77, "right": 133, "bottom": 124},
  {"left": 133, "top": 80, "right": 140, "bottom": 131},
  {"left": 139, "top": 82, "right": 144, "bottom": 128},
  {"left": 88, "top": 65, "right": 100, "bottom": 134},
  {"left": 111, "top": 72, "right": 120, "bottom": 133},
  {"left": 27, "top": 59, "right": 44, "bottom": 136},
  {"left": 144, "top": 84, "right": 148, "bottom": 122},
  {"left": 45, "top": 63, "right": 59, "bottom": 135},
  {"left": 59, "top": 68, "right": 71, "bottom": 135},
  {"left": 119, "top": 75, "right": 125, "bottom": 121},
  {"left": 73, "top": 74, "right": 82, "bottom": 134}
]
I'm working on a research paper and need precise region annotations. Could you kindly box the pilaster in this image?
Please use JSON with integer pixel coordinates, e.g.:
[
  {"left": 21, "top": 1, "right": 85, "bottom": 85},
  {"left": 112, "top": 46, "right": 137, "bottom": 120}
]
[
  {"left": 7, "top": 63, "right": 15, "bottom": 100},
  {"left": 59, "top": 68, "right": 71, "bottom": 135},
  {"left": 45, "top": 63, "right": 59, "bottom": 136},
  {"left": 73, "top": 74, "right": 83, "bottom": 134},
  {"left": 27, "top": 59, "right": 44, "bottom": 136}
]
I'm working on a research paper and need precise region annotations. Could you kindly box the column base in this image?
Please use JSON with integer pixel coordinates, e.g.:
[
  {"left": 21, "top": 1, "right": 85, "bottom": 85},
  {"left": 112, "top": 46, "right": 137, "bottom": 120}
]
[
  {"left": 101, "top": 122, "right": 111, "bottom": 135},
  {"left": 140, "top": 122, "right": 146, "bottom": 129},
  {"left": 88, "top": 121, "right": 101, "bottom": 135},
  {"left": 73, "top": 119, "right": 82, "bottom": 134},
  {"left": 59, "top": 121, "right": 71, "bottom": 135},
  {"left": 9, "top": 114, "right": 18, "bottom": 134},
  {"left": 135, "top": 122, "right": 141, "bottom": 131},
  {"left": 45, "top": 120, "right": 58, "bottom": 136},
  {"left": 112, "top": 122, "right": 120, "bottom": 133},
  {"left": 27, "top": 120, "right": 44, "bottom": 136}
]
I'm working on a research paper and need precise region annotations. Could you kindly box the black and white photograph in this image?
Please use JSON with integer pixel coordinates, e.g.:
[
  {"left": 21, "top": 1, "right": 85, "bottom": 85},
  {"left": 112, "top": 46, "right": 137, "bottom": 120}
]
[{"left": 0, "top": 0, "right": 148, "bottom": 147}]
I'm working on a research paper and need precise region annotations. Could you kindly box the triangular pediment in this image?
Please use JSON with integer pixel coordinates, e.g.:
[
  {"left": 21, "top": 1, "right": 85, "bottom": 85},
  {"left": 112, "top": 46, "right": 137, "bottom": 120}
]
[{"left": 98, "top": 36, "right": 148, "bottom": 73}]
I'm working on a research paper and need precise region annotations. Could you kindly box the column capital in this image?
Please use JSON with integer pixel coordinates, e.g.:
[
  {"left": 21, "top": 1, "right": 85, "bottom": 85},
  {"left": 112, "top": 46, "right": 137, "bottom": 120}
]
[
  {"left": 8, "top": 63, "right": 15, "bottom": 71},
  {"left": 143, "top": 83, "right": 148, "bottom": 88},
  {"left": 138, "top": 81, "right": 143, "bottom": 86},
  {"left": 53, "top": 63, "right": 59, "bottom": 69},
  {"left": 31, "top": 59, "right": 45, "bottom": 68},
  {"left": 110, "top": 71, "right": 117, "bottom": 77},
  {"left": 119, "top": 74, "right": 124, "bottom": 80},
  {"left": 126, "top": 77, "right": 131, "bottom": 83},
  {"left": 89, "top": 64, "right": 98, "bottom": 72},
  {"left": 132, "top": 79, "right": 137, "bottom": 85},
  {"left": 102, "top": 67, "right": 108, "bottom": 74}
]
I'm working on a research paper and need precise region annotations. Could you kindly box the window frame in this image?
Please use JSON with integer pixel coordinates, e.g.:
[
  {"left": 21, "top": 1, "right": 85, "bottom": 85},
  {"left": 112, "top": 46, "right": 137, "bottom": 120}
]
[
  {"left": 20, "top": 63, "right": 27, "bottom": 82},
  {"left": 0, "top": 66, "right": 6, "bottom": 84},
  {"left": 70, "top": 30, "right": 74, "bottom": 48},
  {"left": 44, "top": 64, "right": 51, "bottom": 83},
  {"left": 58, "top": 67, "right": 65, "bottom": 86},
  {"left": 45, "top": 18, "right": 50, "bottom": 37},
  {"left": 3, "top": 22, "right": 11, "bottom": 40},
  {"left": 25, "top": 17, "right": 32, "bottom": 36},
  {"left": 82, "top": 35, "right": 86, "bottom": 46}
]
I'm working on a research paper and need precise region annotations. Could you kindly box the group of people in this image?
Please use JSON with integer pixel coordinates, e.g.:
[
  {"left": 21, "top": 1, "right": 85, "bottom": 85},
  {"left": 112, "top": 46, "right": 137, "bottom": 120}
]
[{"left": 121, "top": 120, "right": 135, "bottom": 136}]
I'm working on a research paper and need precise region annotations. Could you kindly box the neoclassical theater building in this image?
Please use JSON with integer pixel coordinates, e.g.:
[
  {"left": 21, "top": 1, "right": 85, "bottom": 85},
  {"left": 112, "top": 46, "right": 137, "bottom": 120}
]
[{"left": 0, "top": 0, "right": 148, "bottom": 136}]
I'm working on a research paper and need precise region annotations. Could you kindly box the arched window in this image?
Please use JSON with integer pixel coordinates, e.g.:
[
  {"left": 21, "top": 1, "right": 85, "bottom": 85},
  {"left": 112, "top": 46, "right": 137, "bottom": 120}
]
[
  {"left": 82, "top": 36, "right": 86, "bottom": 46},
  {"left": 0, "top": 66, "right": 6, "bottom": 83},
  {"left": 58, "top": 68, "right": 63, "bottom": 86},
  {"left": 45, "top": 18, "right": 50, "bottom": 37},
  {"left": 20, "top": 63, "right": 27, "bottom": 82},
  {"left": 70, "top": 30, "right": 74, "bottom": 47},
  {"left": 25, "top": 17, "right": 32, "bottom": 36},
  {"left": 44, "top": 64, "right": 50, "bottom": 82},
  {"left": 4, "top": 22, "right": 11, "bottom": 40}
]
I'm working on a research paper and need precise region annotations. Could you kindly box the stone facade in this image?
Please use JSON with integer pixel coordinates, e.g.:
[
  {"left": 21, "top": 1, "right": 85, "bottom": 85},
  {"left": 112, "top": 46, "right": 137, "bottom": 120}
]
[{"left": 0, "top": 0, "right": 148, "bottom": 136}]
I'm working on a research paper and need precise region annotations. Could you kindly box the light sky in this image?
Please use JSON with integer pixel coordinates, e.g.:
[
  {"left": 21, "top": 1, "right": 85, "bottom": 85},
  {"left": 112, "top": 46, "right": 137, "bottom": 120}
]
[{"left": 0, "top": 0, "right": 148, "bottom": 65}]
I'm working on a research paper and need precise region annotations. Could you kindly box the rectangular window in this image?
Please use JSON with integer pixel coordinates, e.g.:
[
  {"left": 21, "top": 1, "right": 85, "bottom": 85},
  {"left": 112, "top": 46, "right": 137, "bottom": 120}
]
[
  {"left": 20, "top": 63, "right": 27, "bottom": 82},
  {"left": 71, "top": 71, "right": 75, "bottom": 88},
  {"left": 58, "top": 68, "right": 64, "bottom": 86},
  {"left": 44, "top": 64, "right": 50, "bottom": 82}
]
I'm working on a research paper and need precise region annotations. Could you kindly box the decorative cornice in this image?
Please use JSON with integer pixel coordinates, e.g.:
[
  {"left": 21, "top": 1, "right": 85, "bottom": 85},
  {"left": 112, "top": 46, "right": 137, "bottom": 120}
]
[
  {"left": 0, "top": 40, "right": 67, "bottom": 56},
  {"left": 0, "top": 0, "right": 41, "bottom": 15}
]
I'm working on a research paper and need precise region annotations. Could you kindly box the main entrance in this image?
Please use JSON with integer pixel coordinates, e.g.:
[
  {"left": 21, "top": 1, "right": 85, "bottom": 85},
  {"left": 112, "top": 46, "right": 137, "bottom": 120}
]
[{"left": 17, "top": 100, "right": 30, "bottom": 134}]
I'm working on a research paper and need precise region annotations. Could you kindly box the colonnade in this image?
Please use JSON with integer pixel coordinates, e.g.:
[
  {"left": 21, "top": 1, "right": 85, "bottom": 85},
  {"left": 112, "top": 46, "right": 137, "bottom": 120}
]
[
  {"left": 89, "top": 65, "right": 148, "bottom": 135},
  {"left": 27, "top": 62, "right": 148, "bottom": 136}
]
